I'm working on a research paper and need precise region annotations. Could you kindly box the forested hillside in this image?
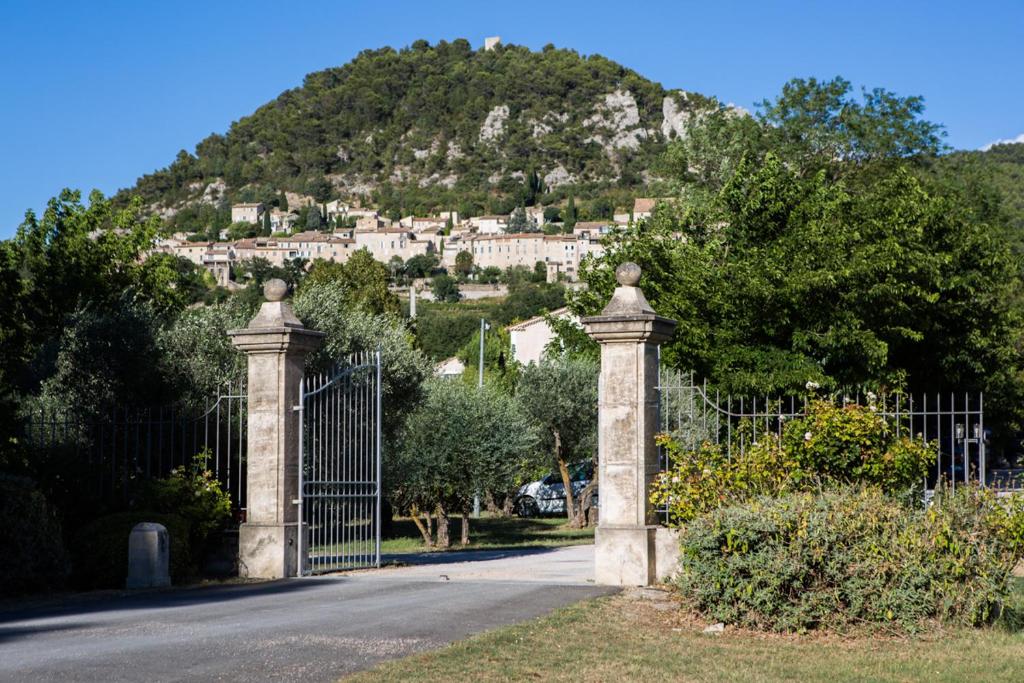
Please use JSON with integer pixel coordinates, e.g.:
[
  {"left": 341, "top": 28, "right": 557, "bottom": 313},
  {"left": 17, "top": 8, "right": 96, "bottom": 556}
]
[
  {"left": 926, "top": 143, "right": 1024, "bottom": 247},
  {"left": 120, "top": 40, "right": 713, "bottom": 230}
]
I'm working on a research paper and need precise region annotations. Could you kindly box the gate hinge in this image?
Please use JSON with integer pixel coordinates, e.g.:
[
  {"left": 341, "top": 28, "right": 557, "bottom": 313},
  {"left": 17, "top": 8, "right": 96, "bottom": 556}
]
[
  {"left": 291, "top": 499, "right": 301, "bottom": 505},
  {"left": 292, "top": 405, "right": 302, "bottom": 412}
]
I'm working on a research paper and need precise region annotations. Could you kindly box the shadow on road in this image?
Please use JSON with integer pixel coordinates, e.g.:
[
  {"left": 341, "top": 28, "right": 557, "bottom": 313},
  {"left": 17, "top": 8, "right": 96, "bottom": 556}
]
[
  {"left": 381, "top": 544, "right": 571, "bottom": 567},
  {"left": 0, "top": 578, "right": 327, "bottom": 626}
]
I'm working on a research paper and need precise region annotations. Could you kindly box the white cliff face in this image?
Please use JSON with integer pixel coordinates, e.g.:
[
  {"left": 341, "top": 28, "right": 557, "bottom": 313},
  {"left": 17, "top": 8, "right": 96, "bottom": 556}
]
[
  {"left": 661, "top": 92, "right": 692, "bottom": 139},
  {"left": 480, "top": 104, "right": 510, "bottom": 142},
  {"left": 543, "top": 164, "right": 576, "bottom": 188},
  {"left": 584, "top": 90, "right": 649, "bottom": 154}
]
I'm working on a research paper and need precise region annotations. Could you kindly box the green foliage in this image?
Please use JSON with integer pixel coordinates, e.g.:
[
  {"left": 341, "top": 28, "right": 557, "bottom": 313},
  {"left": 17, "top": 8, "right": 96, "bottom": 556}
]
[
  {"left": 783, "top": 400, "right": 935, "bottom": 493},
  {"left": 652, "top": 400, "right": 935, "bottom": 525},
  {"left": 138, "top": 451, "right": 233, "bottom": 552},
  {"left": 301, "top": 250, "right": 401, "bottom": 315},
  {"left": 516, "top": 358, "right": 599, "bottom": 468},
  {"left": 293, "top": 279, "right": 431, "bottom": 442},
  {"left": 404, "top": 252, "right": 440, "bottom": 279},
  {"left": 676, "top": 487, "right": 1024, "bottom": 632},
  {"left": 495, "top": 282, "right": 565, "bottom": 324},
  {"left": 454, "top": 250, "right": 473, "bottom": 276},
  {"left": 391, "top": 379, "right": 540, "bottom": 539},
  {"left": 70, "top": 511, "right": 192, "bottom": 589},
  {"left": 571, "top": 93, "right": 1023, "bottom": 424},
  {"left": 157, "top": 296, "right": 253, "bottom": 405},
  {"left": 430, "top": 273, "right": 461, "bottom": 302},
  {"left": 0, "top": 475, "right": 68, "bottom": 595},
  {"left": 32, "top": 300, "right": 174, "bottom": 421}
]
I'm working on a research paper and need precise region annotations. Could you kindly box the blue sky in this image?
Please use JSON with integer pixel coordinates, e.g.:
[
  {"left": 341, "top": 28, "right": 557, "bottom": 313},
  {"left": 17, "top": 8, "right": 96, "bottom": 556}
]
[{"left": 2, "top": 0, "right": 1021, "bottom": 238}]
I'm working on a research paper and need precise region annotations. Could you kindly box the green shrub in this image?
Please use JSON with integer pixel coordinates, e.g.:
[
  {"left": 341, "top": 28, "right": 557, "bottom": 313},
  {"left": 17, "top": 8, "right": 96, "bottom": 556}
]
[
  {"left": 137, "top": 451, "right": 232, "bottom": 554},
  {"left": 70, "top": 511, "right": 192, "bottom": 589},
  {"left": 676, "top": 487, "right": 1024, "bottom": 632},
  {"left": 652, "top": 400, "right": 935, "bottom": 524},
  {"left": 0, "top": 475, "right": 69, "bottom": 595}
]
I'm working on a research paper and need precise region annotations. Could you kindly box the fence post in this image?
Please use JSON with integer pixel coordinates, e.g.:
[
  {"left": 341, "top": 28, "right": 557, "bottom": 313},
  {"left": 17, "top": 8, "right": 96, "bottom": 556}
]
[
  {"left": 583, "top": 263, "right": 677, "bottom": 586},
  {"left": 228, "top": 279, "right": 324, "bottom": 579}
]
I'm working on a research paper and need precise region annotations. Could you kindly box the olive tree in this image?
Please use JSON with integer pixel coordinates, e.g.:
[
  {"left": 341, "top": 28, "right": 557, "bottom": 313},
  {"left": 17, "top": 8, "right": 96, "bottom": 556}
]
[
  {"left": 392, "top": 379, "right": 539, "bottom": 547},
  {"left": 516, "top": 358, "right": 599, "bottom": 527}
]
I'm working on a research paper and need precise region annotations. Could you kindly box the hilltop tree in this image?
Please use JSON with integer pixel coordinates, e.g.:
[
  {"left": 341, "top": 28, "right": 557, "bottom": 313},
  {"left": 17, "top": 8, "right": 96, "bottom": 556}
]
[{"left": 508, "top": 206, "right": 530, "bottom": 232}]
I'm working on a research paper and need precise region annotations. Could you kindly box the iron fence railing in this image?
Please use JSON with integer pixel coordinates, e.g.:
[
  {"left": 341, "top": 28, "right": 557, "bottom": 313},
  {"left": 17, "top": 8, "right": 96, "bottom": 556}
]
[
  {"left": 22, "top": 381, "right": 248, "bottom": 510},
  {"left": 656, "top": 368, "right": 1006, "bottom": 496}
]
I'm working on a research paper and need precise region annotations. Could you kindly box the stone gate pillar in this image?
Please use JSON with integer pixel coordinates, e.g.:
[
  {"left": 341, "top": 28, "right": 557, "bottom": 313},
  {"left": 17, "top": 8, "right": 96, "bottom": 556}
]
[
  {"left": 583, "top": 263, "right": 677, "bottom": 586},
  {"left": 229, "top": 279, "right": 324, "bottom": 579}
]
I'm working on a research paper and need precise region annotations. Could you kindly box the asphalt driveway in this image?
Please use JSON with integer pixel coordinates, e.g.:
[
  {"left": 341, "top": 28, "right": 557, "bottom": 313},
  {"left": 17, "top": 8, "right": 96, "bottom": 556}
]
[{"left": 0, "top": 545, "right": 611, "bottom": 682}]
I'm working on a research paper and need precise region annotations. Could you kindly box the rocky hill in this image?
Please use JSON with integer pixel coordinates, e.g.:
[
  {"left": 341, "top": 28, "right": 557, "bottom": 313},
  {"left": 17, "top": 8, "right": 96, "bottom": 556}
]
[{"left": 118, "top": 39, "right": 715, "bottom": 229}]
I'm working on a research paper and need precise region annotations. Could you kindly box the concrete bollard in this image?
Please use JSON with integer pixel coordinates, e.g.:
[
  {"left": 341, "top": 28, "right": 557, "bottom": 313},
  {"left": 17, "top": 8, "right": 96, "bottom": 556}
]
[{"left": 126, "top": 522, "right": 171, "bottom": 589}]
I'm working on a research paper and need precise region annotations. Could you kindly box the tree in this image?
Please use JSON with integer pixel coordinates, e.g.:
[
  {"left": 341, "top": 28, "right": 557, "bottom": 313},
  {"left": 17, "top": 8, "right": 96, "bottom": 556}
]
[
  {"left": 404, "top": 253, "right": 439, "bottom": 279},
  {"left": 261, "top": 210, "right": 272, "bottom": 236},
  {"left": 454, "top": 250, "right": 474, "bottom": 276},
  {"left": 431, "top": 274, "right": 461, "bottom": 303},
  {"left": 293, "top": 279, "right": 431, "bottom": 443},
  {"left": 302, "top": 251, "right": 400, "bottom": 315},
  {"left": 516, "top": 359, "right": 599, "bottom": 526},
  {"left": 564, "top": 191, "right": 577, "bottom": 229},
  {"left": 570, "top": 149, "right": 1024, "bottom": 427},
  {"left": 305, "top": 205, "right": 323, "bottom": 230},
  {"left": 508, "top": 206, "right": 530, "bottom": 232},
  {"left": 392, "top": 379, "right": 539, "bottom": 547}
]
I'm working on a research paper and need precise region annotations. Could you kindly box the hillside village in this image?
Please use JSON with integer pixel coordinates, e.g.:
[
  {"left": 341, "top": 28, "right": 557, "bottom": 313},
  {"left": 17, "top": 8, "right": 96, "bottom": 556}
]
[{"left": 149, "top": 196, "right": 657, "bottom": 287}]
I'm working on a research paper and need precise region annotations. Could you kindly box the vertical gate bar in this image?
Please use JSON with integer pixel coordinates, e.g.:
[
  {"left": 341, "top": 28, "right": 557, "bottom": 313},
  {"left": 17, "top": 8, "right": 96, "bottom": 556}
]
[
  {"left": 215, "top": 391, "right": 221, "bottom": 478},
  {"left": 958, "top": 393, "right": 966, "bottom": 483},
  {"left": 239, "top": 384, "right": 245, "bottom": 510},
  {"left": 935, "top": 393, "right": 941, "bottom": 487},
  {"left": 226, "top": 385, "right": 232, "bottom": 499},
  {"left": 333, "top": 369, "right": 340, "bottom": 570},
  {"left": 376, "top": 349, "right": 383, "bottom": 567},
  {"left": 318, "top": 373, "right": 324, "bottom": 573},
  {"left": 344, "top": 366, "right": 350, "bottom": 568},
  {"left": 950, "top": 392, "right": 955, "bottom": 491},
  {"left": 979, "top": 392, "right": 985, "bottom": 487},
  {"left": 297, "top": 376, "right": 305, "bottom": 576}
]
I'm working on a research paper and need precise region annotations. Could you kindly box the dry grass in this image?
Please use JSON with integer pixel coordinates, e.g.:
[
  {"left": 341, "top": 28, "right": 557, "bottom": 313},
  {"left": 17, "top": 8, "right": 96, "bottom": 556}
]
[{"left": 344, "top": 583, "right": 1024, "bottom": 682}]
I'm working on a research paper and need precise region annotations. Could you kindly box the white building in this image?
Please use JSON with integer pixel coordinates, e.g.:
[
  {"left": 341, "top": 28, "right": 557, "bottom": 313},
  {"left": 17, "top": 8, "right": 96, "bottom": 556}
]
[
  {"left": 231, "top": 203, "right": 264, "bottom": 224},
  {"left": 435, "top": 357, "right": 466, "bottom": 379},
  {"left": 473, "top": 215, "right": 508, "bottom": 234},
  {"left": 507, "top": 307, "right": 578, "bottom": 366}
]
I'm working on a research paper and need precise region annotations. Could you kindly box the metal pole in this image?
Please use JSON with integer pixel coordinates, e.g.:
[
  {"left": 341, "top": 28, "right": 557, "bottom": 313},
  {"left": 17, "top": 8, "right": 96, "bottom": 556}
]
[
  {"left": 474, "top": 318, "right": 485, "bottom": 517},
  {"left": 478, "top": 318, "right": 485, "bottom": 388}
]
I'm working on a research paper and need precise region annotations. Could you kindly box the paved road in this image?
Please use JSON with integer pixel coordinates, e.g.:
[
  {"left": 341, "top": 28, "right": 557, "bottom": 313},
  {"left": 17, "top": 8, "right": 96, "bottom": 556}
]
[{"left": 0, "top": 545, "right": 610, "bottom": 682}]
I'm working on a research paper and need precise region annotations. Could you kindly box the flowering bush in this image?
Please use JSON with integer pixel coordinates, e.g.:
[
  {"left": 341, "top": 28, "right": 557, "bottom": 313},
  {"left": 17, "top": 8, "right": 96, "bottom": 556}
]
[
  {"left": 139, "top": 450, "right": 233, "bottom": 551},
  {"left": 652, "top": 399, "right": 936, "bottom": 525},
  {"left": 782, "top": 400, "right": 934, "bottom": 492}
]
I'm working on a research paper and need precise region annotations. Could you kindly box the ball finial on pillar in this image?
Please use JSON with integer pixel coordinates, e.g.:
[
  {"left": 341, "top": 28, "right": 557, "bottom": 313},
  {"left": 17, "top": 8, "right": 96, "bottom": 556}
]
[
  {"left": 616, "top": 262, "right": 641, "bottom": 287},
  {"left": 264, "top": 278, "right": 288, "bottom": 302}
]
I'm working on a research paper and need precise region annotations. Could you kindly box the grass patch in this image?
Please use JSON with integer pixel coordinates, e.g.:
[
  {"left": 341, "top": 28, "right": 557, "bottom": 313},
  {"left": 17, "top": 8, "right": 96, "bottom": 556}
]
[
  {"left": 346, "top": 580, "right": 1024, "bottom": 682},
  {"left": 380, "top": 515, "right": 594, "bottom": 554}
]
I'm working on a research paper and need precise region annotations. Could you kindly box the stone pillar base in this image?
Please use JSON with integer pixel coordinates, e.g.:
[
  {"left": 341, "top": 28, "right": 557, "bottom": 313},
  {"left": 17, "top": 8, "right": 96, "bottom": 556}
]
[
  {"left": 238, "top": 523, "right": 298, "bottom": 579},
  {"left": 594, "top": 525, "right": 658, "bottom": 586}
]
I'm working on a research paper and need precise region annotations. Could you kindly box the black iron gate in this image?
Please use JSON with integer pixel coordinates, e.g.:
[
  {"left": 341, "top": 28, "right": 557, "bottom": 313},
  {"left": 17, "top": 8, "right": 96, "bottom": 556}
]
[{"left": 297, "top": 351, "right": 382, "bottom": 575}]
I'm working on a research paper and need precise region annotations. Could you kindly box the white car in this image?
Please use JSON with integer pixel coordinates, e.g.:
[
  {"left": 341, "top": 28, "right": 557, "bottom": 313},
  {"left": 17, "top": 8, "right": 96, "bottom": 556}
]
[{"left": 515, "top": 462, "right": 596, "bottom": 517}]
